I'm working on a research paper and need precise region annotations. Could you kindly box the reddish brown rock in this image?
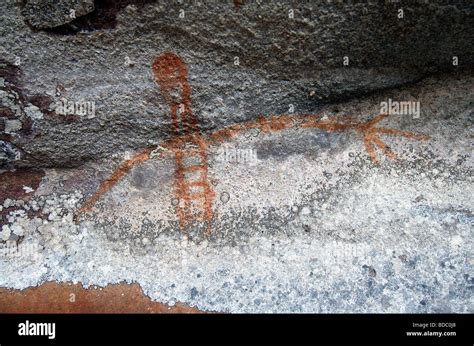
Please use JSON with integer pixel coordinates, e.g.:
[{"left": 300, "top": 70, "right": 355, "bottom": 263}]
[{"left": 0, "top": 282, "right": 205, "bottom": 313}]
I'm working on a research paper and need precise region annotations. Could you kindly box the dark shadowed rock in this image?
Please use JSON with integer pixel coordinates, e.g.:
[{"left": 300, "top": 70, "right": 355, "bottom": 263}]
[{"left": 0, "top": 1, "right": 473, "bottom": 168}]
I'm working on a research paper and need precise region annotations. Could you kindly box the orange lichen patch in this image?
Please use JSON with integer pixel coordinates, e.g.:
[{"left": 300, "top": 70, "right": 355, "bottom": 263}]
[
  {"left": 74, "top": 147, "right": 154, "bottom": 221},
  {"left": 0, "top": 282, "right": 205, "bottom": 313}
]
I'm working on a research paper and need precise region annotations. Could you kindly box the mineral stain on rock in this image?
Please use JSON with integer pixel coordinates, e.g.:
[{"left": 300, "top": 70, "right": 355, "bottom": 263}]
[
  {"left": 0, "top": 169, "right": 44, "bottom": 202},
  {"left": 0, "top": 282, "right": 205, "bottom": 313}
]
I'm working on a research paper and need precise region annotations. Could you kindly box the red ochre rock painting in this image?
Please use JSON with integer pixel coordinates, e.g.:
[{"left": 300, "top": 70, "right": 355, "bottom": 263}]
[{"left": 75, "top": 52, "right": 429, "bottom": 235}]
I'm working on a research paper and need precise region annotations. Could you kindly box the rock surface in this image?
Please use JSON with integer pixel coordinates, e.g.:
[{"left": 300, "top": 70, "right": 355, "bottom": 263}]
[
  {"left": 21, "top": 0, "right": 95, "bottom": 29},
  {"left": 0, "top": 70, "right": 472, "bottom": 312},
  {"left": 1, "top": 1, "right": 473, "bottom": 168},
  {"left": 0, "top": 1, "right": 472, "bottom": 313}
]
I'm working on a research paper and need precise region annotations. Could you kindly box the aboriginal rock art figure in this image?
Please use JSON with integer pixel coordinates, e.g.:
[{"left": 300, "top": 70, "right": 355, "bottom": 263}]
[
  {"left": 75, "top": 52, "right": 429, "bottom": 234},
  {"left": 152, "top": 53, "right": 215, "bottom": 231}
]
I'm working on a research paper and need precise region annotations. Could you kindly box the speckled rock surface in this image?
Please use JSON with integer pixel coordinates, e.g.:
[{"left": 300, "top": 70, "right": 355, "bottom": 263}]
[
  {"left": 21, "top": 0, "right": 95, "bottom": 29},
  {"left": 0, "top": 69, "right": 472, "bottom": 312},
  {"left": 1, "top": 1, "right": 473, "bottom": 168}
]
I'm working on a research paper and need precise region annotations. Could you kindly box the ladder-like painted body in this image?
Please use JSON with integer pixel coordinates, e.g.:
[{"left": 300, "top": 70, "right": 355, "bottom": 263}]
[{"left": 152, "top": 53, "right": 214, "bottom": 231}]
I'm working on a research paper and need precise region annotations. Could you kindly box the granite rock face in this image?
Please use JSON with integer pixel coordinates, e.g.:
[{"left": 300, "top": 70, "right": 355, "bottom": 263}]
[
  {"left": 21, "top": 0, "right": 95, "bottom": 29},
  {"left": 0, "top": 72, "right": 472, "bottom": 313},
  {"left": 0, "top": 0, "right": 473, "bottom": 168},
  {"left": 0, "top": 1, "right": 473, "bottom": 313}
]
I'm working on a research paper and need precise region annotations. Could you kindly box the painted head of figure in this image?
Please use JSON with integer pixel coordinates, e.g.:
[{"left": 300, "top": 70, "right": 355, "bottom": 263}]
[{"left": 152, "top": 52, "right": 190, "bottom": 105}]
